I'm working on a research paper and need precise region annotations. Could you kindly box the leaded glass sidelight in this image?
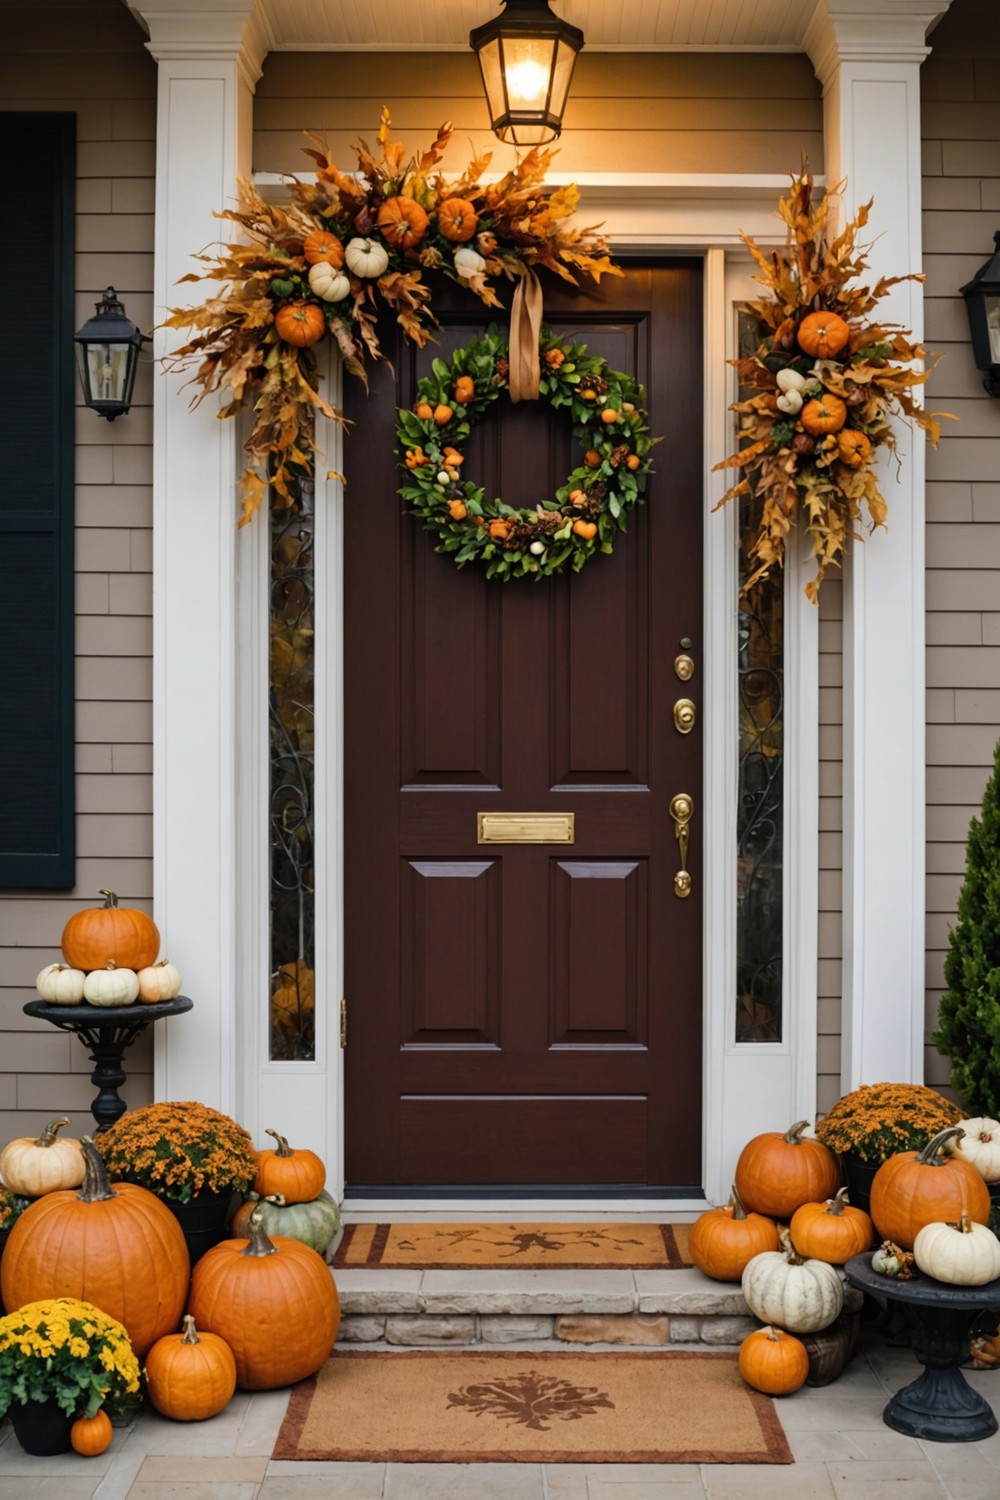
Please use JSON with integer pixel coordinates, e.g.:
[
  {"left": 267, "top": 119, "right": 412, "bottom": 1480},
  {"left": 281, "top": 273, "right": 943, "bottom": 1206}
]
[
  {"left": 269, "top": 472, "right": 316, "bottom": 1060},
  {"left": 735, "top": 311, "right": 784, "bottom": 1044}
]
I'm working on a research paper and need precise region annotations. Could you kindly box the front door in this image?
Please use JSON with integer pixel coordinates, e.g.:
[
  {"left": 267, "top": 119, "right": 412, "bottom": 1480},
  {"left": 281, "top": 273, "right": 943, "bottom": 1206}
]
[{"left": 344, "top": 261, "right": 703, "bottom": 1193}]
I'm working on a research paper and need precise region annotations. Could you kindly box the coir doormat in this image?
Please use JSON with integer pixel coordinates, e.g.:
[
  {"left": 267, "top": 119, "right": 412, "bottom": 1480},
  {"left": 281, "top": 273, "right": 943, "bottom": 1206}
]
[
  {"left": 274, "top": 1349, "right": 793, "bottom": 1465},
  {"left": 334, "top": 1221, "right": 693, "bottom": 1270}
]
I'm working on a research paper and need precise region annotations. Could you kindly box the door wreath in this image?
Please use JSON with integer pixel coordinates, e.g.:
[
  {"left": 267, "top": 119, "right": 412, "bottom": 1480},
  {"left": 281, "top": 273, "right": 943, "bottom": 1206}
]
[{"left": 396, "top": 326, "right": 657, "bottom": 580}]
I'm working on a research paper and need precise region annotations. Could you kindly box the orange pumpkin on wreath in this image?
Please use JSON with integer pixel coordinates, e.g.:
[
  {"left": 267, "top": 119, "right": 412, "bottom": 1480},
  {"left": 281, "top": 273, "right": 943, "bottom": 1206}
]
[
  {"left": 437, "top": 197, "right": 479, "bottom": 242},
  {"left": 797, "top": 310, "right": 851, "bottom": 359},
  {"left": 801, "top": 393, "right": 848, "bottom": 436},
  {"left": 275, "top": 302, "right": 326, "bottom": 348},
  {"left": 302, "top": 230, "right": 344, "bottom": 267},
  {"left": 377, "top": 195, "right": 430, "bottom": 249}
]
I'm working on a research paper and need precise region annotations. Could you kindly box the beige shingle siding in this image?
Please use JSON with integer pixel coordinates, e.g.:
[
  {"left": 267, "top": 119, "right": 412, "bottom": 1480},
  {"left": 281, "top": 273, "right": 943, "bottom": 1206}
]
[
  {"left": 0, "top": 0, "right": 156, "bottom": 1141},
  {"left": 922, "top": 0, "right": 1000, "bottom": 1099}
]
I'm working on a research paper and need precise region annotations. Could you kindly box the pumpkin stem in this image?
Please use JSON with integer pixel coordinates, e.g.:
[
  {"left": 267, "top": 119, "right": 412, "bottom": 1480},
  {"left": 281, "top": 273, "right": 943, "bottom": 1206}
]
[
  {"left": 955, "top": 1213, "right": 974, "bottom": 1234},
  {"left": 78, "top": 1137, "right": 118, "bottom": 1203},
  {"left": 265, "top": 1127, "right": 293, "bottom": 1157},
  {"left": 778, "top": 1224, "right": 806, "bottom": 1264},
  {"left": 240, "top": 1199, "right": 280, "bottom": 1257},
  {"left": 765, "top": 1325, "right": 783, "bottom": 1342},
  {"left": 782, "top": 1120, "right": 811, "bottom": 1144},
  {"left": 98, "top": 889, "right": 119, "bottom": 908},
  {"left": 36, "top": 1117, "right": 72, "bottom": 1148},
  {"left": 180, "top": 1315, "right": 202, "bottom": 1345},
  {"left": 826, "top": 1187, "right": 851, "bottom": 1217},
  {"left": 916, "top": 1125, "right": 966, "bottom": 1166},
  {"left": 729, "top": 1185, "right": 749, "bottom": 1221}
]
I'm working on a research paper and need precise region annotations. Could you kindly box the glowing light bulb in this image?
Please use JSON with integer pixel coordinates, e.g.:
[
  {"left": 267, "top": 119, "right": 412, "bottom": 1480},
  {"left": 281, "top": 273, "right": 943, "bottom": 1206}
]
[{"left": 506, "top": 57, "right": 550, "bottom": 107}]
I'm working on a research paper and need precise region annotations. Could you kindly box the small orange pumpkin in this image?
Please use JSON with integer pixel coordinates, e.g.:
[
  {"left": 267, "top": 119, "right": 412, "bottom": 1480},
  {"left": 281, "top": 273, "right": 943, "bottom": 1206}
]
[
  {"left": 377, "top": 195, "right": 430, "bottom": 249},
  {"left": 71, "top": 1409, "right": 113, "bottom": 1456},
  {"left": 433, "top": 404, "right": 454, "bottom": 425},
  {"left": 437, "top": 197, "right": 479, "bottom": 242},
  {"left": 870, "top": 1126, "right": 992, "bottom": 1250},
  {"left": 738, "top": 1325, "right": 809, "bottom": 1396},
  {"left": 453, "top": 375, "right": 475, "bottom": 406},
  {"left": 145, "top": 1314, "right": 238, "bottom": 1421},
  {"left": 448, "top": 499, "right": 468, "bottom": 521},
  {"left": 572, "top": 520, "right": 597, "bottom": 540},
  {"left": 253, "top": 1128, "right": 326, "bottom": 1205},
  {"left": 800, "top": 393, "right": 848, "bottom": 436},
  {"left": 836, "top": 429, "right": 872, "bottom": 468},
  {"left": 61, "top": 890, "right": 159, "bottom": 972},
  {"left": 797, "top": 310, "right": 851, "bottom": 359},
  {"left": 789, "top": 1187, "right": 874, "bottom": 1264},
  {"left": 689, "top": 1185, "right": 780, "bottom": 1282},
  {"left": 735, "top": 1120, "right": 841, "bottom": 1219},
  {"left": 275, "top": 302, "right": 326, "bottom": 348},
  {"left": 302, "top": 230, "right": 345, "bottom": 267}
]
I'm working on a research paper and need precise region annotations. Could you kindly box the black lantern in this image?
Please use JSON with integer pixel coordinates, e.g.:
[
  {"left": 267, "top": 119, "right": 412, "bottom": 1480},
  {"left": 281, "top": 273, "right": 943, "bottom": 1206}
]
[
  {"left": 960, "top": 232, "right": 1000, "bottom": 397},
  {"left": 470, "top": 0, "right": 584, "bottom": 147},
  {"left": 73, "top": 287, "right": 147, "bottom": 420}
]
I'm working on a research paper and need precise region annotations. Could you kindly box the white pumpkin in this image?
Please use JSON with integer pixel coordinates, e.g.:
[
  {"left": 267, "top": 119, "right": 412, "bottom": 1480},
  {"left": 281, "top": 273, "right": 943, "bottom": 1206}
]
[
  {"left": 946, "top": 1118, "right": 1000, "bottom": 1183},
  {"left": 344, "top": 236, "right": 389, "bottom": 279},
  {"left": 137, "top": 957, "right": 183, "bottom": 1002},
  {"left": 35, "top": 962, "right": 86, "bottom": 1005},
  {"left": 453, "top": 246, "right": 487, "bottom": 280},
  {"left": 741, "top": 1246, "right": 844, "bottom": 1333},
  {"left": 0, "top": 1118, "right": 85, "bottom": 1195},
  {"left": 83, "top": 961, "right": 140, "bottom": 1007},
  {"left": 914, "top": 1213, "right": 1000, "bottom": 1286},
  {"left": 308, "top": 262, "right": 351, "bottom": 302}
]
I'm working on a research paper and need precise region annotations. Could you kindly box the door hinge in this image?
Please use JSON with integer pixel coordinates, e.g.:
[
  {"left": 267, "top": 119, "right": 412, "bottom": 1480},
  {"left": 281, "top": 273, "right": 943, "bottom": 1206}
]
[{"left": 340, "top": 996, "right": 347, "bottom": 1048}]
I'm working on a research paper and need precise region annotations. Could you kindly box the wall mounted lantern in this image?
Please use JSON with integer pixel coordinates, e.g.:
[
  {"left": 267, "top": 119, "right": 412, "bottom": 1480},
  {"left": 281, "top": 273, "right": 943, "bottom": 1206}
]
[
  {"left": 470, "top": 0, "right": 584, "bottom": 147},
  {"left": 960, "top": 232, "right": 1000, "bottom": 397},
  {"left": 73, "top": 287, "right": 147, "bottom": 420}
]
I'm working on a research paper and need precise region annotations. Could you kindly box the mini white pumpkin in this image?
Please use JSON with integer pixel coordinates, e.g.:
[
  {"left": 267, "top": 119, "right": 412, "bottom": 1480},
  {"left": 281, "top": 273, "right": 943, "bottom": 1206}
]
[
  {"left": 137, "top": 957, "right": 183, "bottom": 1002},
  {"left": 344, "top": 237, "right": 389, "bottom": 279},
  {"left": 775, "top": 367, "right": 808, "bottom": 394},
  {"left": 453, "top": 246, "right": 487, "bottom": 279},
  {"left": 82, "top": 960, "right": 140, "bottom": 1007},
  {"left": 741, "top": 1244, "right": 844, "bottom": 1333},
  {"left": 307, "top": 262, "right": 351, "bottom": 302},
  {"left": 914, "top": 1213, "right": 1000, "bottom": 1286},
  {"left": 35, "top": 962, "right": 86, "bottom": 1005},
  {"left": 946, "top": 1117, "right": 1000, "bottom": 1183}
]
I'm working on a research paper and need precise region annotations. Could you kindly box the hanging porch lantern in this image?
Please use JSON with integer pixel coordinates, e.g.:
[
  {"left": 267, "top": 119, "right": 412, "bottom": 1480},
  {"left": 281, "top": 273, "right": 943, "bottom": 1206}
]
[
  {"left": 73, "top": 287, "right": 147, "bottom": 420},
  {"left": 960, "top": 232, "right": 1000, "bottom": 397},
  {"left": 470, "top": 0, "right": 584, "bottom": 147}
]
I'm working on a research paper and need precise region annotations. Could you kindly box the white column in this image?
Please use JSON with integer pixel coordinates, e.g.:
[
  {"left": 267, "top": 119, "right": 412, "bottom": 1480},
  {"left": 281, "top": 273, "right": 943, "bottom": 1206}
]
[
  {"left": 139, "top": 1, "right": 265, "bottom": 1112},
  {"left": 804, "top": 1, "right": 953, "bottom": 1090}
]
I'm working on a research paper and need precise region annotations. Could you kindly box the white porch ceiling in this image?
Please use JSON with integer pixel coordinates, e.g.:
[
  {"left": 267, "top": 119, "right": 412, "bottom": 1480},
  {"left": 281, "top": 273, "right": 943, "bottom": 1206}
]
[{"left": 252, "top": 0, "right": 818, "bottom": 52}]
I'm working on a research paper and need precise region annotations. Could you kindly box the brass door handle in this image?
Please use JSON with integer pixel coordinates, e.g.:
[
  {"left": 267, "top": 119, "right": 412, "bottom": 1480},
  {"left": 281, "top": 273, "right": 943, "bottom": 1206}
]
[{"left": 670, "top": 793, "right": 693, "bottom": 898}]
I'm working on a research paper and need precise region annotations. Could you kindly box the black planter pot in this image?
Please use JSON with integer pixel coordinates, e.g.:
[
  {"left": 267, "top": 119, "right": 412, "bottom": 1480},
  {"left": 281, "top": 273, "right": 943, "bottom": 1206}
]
[
  {"left": 8, "top": 1397, "right": 74, "bottom": 1456},
  {"left": 0, "top": 1225, "right": 9, "bottom": 1314},
  {"left": 841, "top": 1153, "right": 880, "bottom": 1217},
  {"left": 162, "top": 1190, "right": 240, "bottom": 1267}
]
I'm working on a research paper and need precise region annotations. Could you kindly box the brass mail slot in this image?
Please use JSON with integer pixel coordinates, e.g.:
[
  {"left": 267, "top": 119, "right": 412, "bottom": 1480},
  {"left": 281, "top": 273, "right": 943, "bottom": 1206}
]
[{"left": 477, "top": 812, "right": 575, "bottom": 844}]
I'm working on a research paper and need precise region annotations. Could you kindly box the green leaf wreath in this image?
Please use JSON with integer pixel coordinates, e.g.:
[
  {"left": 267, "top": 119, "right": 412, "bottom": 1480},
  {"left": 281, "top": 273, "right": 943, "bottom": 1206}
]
[{"left": 396, "top": 326, "right": 658, "bottom": 580}]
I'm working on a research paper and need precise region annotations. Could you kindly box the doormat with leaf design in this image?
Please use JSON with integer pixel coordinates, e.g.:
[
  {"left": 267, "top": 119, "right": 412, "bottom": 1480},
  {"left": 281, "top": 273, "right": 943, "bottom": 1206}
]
[
  {"left": 334, "top": 1221, "right": 693, "bottom": 1270},
  {"left": 273, "top": 1349, "right": 793, "bottom": 1464}
]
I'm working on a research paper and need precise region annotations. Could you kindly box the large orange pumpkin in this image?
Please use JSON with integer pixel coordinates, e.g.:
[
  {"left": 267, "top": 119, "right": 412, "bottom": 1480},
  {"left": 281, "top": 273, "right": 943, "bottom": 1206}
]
[
  {"left": 377, "top": 195, "right": 430, "bottom": 249},
  {"left": 0, "top": 1139, "right": 189, "bottom": 1359},
  {"left": 275, "top": 302, "right": 326, "bottom": 348},
  {"left": 253, "top": 1127, "right": 326, "bottom": 1205},
  {"left": 797, "top": 310, "right": 851, "bottom": 359},
  {"left": 145, "top": 1315, "right": 237, "bottom": 1421},
  {"left": 789, "top": 1187, "right": 874, "bottom": 1264},
  {"left": 689, "top": 1186, "right": 780, "bottom": 1282},
  {"left": 437, "top": 197, "right": 479, "bottom": 242},
  {"left": 61, "top": 890, "right": 159, "bottom": 971},
  {"left": 869, "top": 1126, "right": 991, "bottom": 1250},
  {"left": 734, "top": 1120, "right": 841, "bottom": 1219},
  {"left": 188, "top": 1202, "right": 340, "bottom": 1389}
]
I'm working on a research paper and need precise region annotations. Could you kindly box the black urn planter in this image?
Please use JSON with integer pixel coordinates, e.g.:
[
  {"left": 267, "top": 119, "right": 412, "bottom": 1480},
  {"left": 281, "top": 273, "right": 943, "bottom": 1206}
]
[{"left": 841, "top": 1153, "right": 880, "bottom": 1217}]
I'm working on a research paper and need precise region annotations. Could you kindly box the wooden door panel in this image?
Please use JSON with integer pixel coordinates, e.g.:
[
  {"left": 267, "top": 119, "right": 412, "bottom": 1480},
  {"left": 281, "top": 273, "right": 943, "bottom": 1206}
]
[{"left": 345, "top": 262, "right": 703, "bottom": 1191}]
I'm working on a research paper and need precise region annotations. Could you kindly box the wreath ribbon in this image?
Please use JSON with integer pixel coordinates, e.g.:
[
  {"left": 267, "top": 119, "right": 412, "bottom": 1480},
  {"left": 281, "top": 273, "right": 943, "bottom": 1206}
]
[{"left": 509, "top": 268, "right": 544, "bottom": 403}]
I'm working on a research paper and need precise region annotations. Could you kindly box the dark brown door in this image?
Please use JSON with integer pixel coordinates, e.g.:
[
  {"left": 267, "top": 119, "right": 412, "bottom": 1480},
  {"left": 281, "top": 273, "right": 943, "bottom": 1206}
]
[{"left": 344, "top": 262, "right": 703, "bottom": 1192}]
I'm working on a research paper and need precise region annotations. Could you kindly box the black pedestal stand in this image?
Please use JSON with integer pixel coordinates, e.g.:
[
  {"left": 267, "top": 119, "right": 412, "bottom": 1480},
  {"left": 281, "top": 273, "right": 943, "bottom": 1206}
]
[{"left": 22, "top": 996, "right": 193, "bottom": 1131}]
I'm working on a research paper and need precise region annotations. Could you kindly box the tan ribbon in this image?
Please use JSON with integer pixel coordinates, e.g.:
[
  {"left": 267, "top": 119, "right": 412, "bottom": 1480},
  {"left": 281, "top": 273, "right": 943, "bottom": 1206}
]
[{"left": 508, "top": 267, "right": 544, "bottom": 403}]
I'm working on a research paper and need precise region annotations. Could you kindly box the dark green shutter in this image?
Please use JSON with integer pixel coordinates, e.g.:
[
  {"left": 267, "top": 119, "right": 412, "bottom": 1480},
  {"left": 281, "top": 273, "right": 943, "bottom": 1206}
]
[{"left": 0, "top": 114, "right": 75, "bottom": 887}]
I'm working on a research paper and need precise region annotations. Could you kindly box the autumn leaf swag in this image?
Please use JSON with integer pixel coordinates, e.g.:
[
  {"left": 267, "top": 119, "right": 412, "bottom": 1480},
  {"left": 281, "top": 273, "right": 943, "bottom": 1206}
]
[
  {"left": 162, "top": 107, "right": 620, "bottom": 525},
  {"left": 715, "top": 165, "right": 948, "bottom": 601}
]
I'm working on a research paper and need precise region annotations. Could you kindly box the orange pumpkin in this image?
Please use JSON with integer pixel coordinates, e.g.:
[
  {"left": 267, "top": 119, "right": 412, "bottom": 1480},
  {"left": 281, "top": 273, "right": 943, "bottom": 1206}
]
[
  {"left": 734, "top": 1120, "right": 841, "bottom": 1219},
  {"left": 71, "top": 1409, "right": 113, "bottom": 1456},
  {"left": 188, "top": 1202, "right": 340, "bottom": 1389},
  {"left": 0, "top": 1139, "right": 189, "bottom": 1359},
  {"left": 572, "top": 520, "right": 597, "bottom": 540},
  {"left": 738, "top": 1325, "right": 809, "bottom": 1396},
  {"left": 145, "top": 1314, "right": 238, "bottom": 1421},
  {"left": 377, "top": 195, "right": 430, "bottom": 249},
  {"left": 869, "top": 1126, "right": 992, "bottom": 1250},
  {"left": 689, "top": 1185, "right": 780, "bottom": 1282},
  {"left": 789, "top": 1187, "right": 874, "bottom": 1264},
  {"left": 797, "top": 310, "right": 851, "bottom": 359},
  {"left": 302, "top": 230, "right": 345, "bottom": 267},
  {"left": 453, "top": 375, "right": 475, "bottom": 406},
  {"left": 437, "top": 197, "right": 479, "bottom": 242},
  {"left": 800, "top": 393, "right": 848, "bottom": 436},
  {"left": 836, "top": 429, "right": 872, "bottom": 468},
  {"left": 275, "top": 302, "right": 326, "bottom": 348},
  {"left": 61, "top": 890, "right": 159, "bottom": 972},
  {"left": 253, "top": 1127, "right": 326, "bottom": 1205}
]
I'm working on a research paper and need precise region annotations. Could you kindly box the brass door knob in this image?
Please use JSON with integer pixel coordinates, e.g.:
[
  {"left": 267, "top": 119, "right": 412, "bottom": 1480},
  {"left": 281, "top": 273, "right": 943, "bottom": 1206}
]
[
  {"left": 669, "top": 793, "right": 693, "bottom": 898},
  {"left": 673, "top": 698, "right": 696, "bottom": 735}
]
